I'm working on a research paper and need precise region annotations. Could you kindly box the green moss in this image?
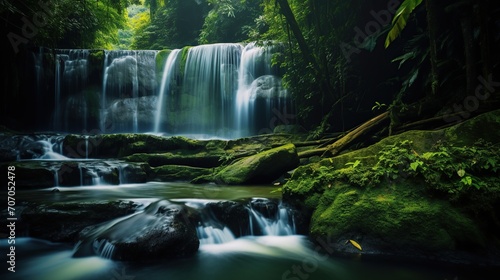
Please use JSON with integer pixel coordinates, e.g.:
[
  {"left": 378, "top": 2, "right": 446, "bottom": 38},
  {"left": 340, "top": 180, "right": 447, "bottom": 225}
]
[
  {"left": 156, "top": 49, "right": 172, "bottom": 74},
  {"left": 215, "top": 143, "right": 299, "bottom": 184},
  {"left": 308, "top": 183, "right": 485, "bottom": 252},
  {"left": 151, "top": 165, "right": 212, "bottom": 182},
  {"left": 179, "top": 46, "right": 192, "bottom": 80}
]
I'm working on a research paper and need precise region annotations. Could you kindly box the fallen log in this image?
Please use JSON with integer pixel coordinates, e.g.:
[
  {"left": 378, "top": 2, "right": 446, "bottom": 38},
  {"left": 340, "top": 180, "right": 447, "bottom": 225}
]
[
  {"left": 297, "top": 112, "right": 389, "bottom": 158},
  {"left": 322, "top": 111, "right": 389, "bottom": 157}
]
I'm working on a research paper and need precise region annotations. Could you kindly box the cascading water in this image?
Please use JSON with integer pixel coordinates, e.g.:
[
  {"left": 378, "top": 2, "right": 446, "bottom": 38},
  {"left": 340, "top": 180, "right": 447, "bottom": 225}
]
[
  {"left": 72, "top": 198, "right": 297, "bottom": 260},
  {"left": 53, "top": 49, "right": 89, "bottom": 132},
  {"left": 182, "top": 43, "right": 242, "bottom": 138},
  {"left": 154, "top": 49, "right": 181, "bottom": 133},
  {"left": 29, "top": 42, "right": 293, "bottom": 138},
  {"left": 101, "top": 50, "right": 158, "bottom": 133}
]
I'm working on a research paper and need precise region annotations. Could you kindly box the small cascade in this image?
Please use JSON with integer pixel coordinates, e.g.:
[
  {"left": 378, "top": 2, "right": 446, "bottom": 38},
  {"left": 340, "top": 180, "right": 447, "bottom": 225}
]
[
  {"left": 154, "top": 49, "right": 181, "bottom": 133},
  {"left": 14, "top": 134, "right": 68, "bottom": 160},
  {"left": 72, "top": 198, "right": 299, "bottom": 260},
  {"left": 37, "top": 140, "right": 69, "bottom": 160},
  {"left": 247, "top": 198, "right": 296, "bottom": 236},
  {"left": 92, "top": 239, "right": 116, "bottom": 259},
  {"left": 53, "top": 168, "right": 59, "bottom": 187},
  {"left": 191, "top": 198, "right": 296, "bottom": 245},
  {"left": 197, "top": 226, "right": 236, "bottom": 245}
]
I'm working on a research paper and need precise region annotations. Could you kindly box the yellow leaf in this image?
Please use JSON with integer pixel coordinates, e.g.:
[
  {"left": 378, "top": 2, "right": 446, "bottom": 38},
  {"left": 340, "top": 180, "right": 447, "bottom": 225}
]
[{"left": 349, "top": 239, "right": 362, "bottom": 251}]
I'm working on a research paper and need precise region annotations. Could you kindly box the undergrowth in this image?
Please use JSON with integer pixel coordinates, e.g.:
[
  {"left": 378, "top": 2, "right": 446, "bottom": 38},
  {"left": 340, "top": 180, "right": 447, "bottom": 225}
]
[{"left": 316, "top": 139, "right": 499, "bottom": 198}]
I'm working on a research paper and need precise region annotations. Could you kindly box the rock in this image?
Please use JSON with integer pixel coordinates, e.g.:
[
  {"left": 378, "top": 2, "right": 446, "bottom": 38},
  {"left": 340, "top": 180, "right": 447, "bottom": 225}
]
[
  {"left": 214, "top": 143, "right": 299, "bottom": 184},
  {"left": 73, "top": 200, "right": 199, "bottom": 261},
  {"left": 18, "top": 200, "right": 139, "bottom": 242},
  {"left": 1, "top": 162, "right": 55, "bottom": 189},
  {"left": 204, "top": 201, "right": 250, "bottom": 237}
]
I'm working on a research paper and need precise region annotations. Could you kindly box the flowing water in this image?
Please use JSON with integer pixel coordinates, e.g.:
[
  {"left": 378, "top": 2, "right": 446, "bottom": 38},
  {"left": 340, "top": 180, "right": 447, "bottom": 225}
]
[{"left": 2, "top": 180, "right": 496, "bottom": 280}]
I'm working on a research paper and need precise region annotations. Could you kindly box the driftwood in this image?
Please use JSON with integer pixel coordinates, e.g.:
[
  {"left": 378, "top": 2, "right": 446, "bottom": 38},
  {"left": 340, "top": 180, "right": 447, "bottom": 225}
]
[{"left": 298, "top": 112, "right": 389, "bottom": 158}]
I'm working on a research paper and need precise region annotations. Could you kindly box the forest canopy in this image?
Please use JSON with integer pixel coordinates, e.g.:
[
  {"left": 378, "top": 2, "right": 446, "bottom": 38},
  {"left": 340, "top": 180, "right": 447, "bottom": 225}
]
[{"left": 1, "top": 0, "right": 499, "bottom": 136}]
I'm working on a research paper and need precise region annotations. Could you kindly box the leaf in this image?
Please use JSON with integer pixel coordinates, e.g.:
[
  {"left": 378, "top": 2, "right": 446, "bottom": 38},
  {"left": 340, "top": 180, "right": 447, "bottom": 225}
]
[
  {"left": 385, "top": 0, "right": 424, "bottom": 48},
  {"left": 346, "top": 160, "right": 361, "bottom": 169},
  {"left": 410, "top": 160, "right": 422, "bottom": 171},
  {"left": 349, "top": 239, "right": 362, "bottom": 251},
  {"left": 422, "top": 152, "right": 434, "bottom": 160},
  {"left": 457, "top": 169, "right": 465, "bottom": 177},
  {"left": 460, "top": 176, "right": 472, "bottom": 186}
]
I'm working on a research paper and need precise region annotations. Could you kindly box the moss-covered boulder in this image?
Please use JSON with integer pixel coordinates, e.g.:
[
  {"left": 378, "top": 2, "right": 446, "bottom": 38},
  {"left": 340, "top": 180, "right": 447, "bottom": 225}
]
[
  {"left": 283, "top": 110, "right": 500, "bottom": 264},
  {"left": 213, "top": 143, "right": 299, "bottom": 184},
  {"left": 63, "top": 134, "right": 205, "bottom": 159}
]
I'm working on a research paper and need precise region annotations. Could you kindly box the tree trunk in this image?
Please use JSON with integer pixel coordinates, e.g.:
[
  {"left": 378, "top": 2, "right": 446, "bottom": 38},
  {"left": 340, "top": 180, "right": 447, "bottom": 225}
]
[
  {"left": 425, "top": 0, "right": 439, "bottom": 95},
  {"left": 477, "top": 0, "right": 492, "bottom": 80},
  {"left": 460, "top": 13, "right": 477, "bottom": 96},
  {"left": 297, "top": 112, "right": 389, "bottom": 158},
  {"left": 275, "top": 0, "right": 318, "bottom": 73}
]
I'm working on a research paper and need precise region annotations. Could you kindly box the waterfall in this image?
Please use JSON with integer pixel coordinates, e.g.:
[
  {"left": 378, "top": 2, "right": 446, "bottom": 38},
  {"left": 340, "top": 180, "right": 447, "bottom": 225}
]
[
  {"left": 101, "top": 50, "right": 158, "bottom": 133},
  {"left": 182, "top": 43, "right": 242, "bottom": 138},
  {"left": 235, "top": 42, "right": 272, "bottom": 137},
  {"left": 154, "top": 49, "right": 181, "bottom": 133},
  {"left": 31, "top": 43, "right": 292, "bottom": 137},
  {"left": 53, "top": 49, "right": 89, "bottom": 132}
]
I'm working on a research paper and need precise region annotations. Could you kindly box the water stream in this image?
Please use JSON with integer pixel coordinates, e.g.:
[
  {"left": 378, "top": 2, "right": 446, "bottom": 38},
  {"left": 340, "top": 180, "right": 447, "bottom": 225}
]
[{"left": 2, "top": 178, "right": 495, "bottom": 280}]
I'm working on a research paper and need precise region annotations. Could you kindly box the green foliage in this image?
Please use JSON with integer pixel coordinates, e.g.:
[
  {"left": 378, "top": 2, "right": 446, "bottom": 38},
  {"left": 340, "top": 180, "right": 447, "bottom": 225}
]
[
  {"left": 371, "top": 101, "right": 387, "bottom": 111},
  {"left": 385, "top": 0, "right": 423, "bottom": 48},
  {"left": 198, "top": 0, "right": 262, "bottom": 44},
  {"left": 4, "top": 0, "right": 128, "bottom": 49},
  {"left": 316, "top": 139, "right": 499, "bottom": 199}
]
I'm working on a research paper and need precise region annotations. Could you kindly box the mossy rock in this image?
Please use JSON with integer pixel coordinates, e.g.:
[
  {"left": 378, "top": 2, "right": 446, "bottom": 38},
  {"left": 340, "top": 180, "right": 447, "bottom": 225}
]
[
  {"left": 283, "top": 110, "right": 500, "bottom": 262},
  {"left": 310, "top": 183, "right": 484, "bottom": 253},
  {"left": 1, "top": 162, "right": 54, "bottom": 188},
  {"left": 124, "top": 152, "right": 222, "bottom": 168},
  {"left": 151, "top": 165, "right": 212, "bottom": 182},
  {"left": 214, "top": 143, "right": 299, "bottom": 184},
  {"left": 63, "top": 134, "right": 205, "bottom": 158}
]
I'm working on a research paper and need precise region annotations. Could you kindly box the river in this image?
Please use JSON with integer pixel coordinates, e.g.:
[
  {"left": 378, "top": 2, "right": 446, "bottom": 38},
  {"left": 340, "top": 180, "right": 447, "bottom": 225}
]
[{"left": 1, "top": 182, "right": 495, "bottom": 280}]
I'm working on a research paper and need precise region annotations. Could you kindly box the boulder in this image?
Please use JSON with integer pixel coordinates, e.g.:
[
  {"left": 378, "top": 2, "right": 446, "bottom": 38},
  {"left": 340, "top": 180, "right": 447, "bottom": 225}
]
[
  {"left": 73, "top": 200, "right": 199, "bottom": 261},
  {"left": 214, "top": 143, "right": 299, "bottom": 184},
  {"left": 18, "top": 200, "right": 139, "bottom": 242}
]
